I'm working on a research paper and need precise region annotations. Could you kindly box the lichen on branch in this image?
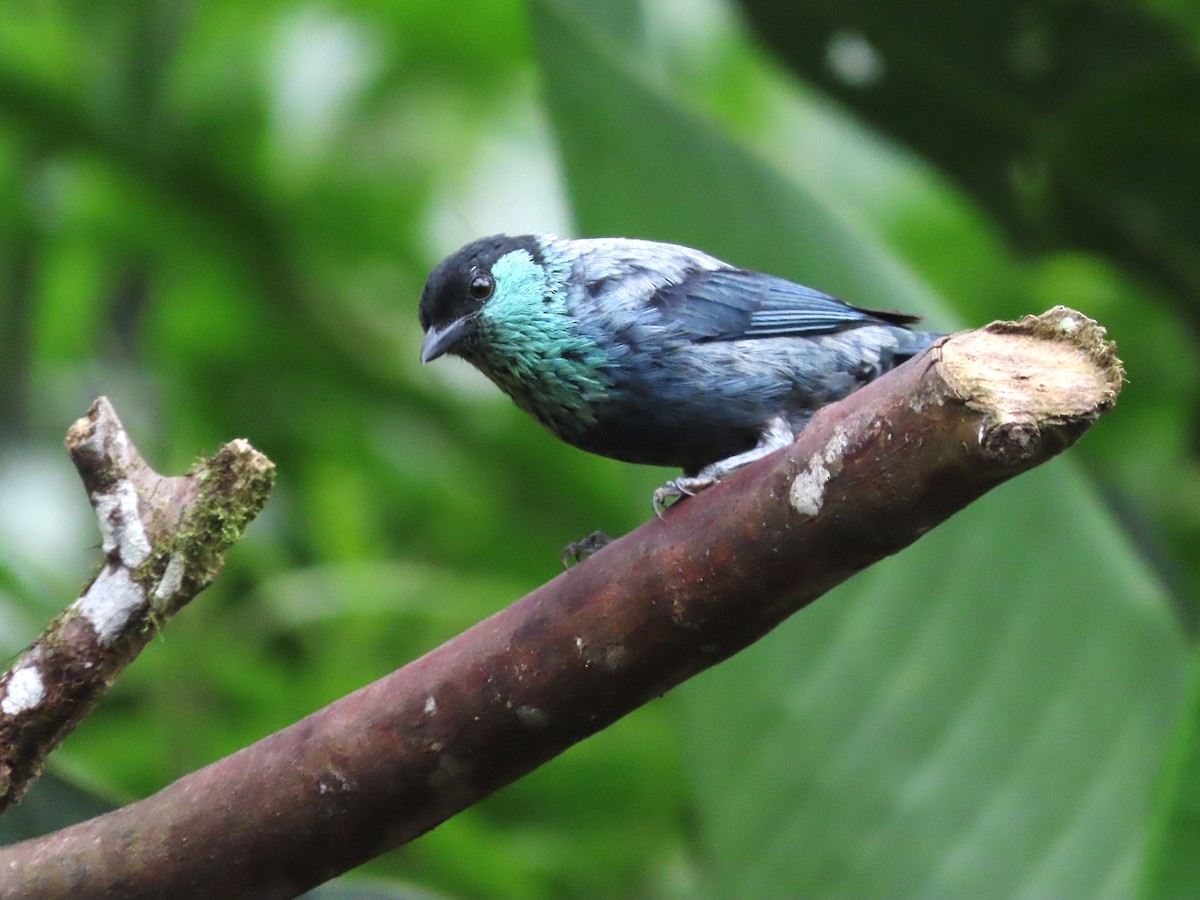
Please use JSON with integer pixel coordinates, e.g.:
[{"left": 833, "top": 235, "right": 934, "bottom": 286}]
[{"left": 0, "top": 398, "right": 274, "bottom": 811}]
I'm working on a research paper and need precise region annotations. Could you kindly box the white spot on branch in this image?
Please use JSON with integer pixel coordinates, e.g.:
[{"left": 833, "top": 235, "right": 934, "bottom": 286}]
[
  {"left": 424, "top": 696, "right": 437, "bottom": 715},
  {"left": 93, "top": 480, "right": 151, "bottom": 567},
  {"left": 75, "top": 567, "right": 146, "bottom": 643},
  {"left": 74, "top": 417, "right": 107, "bottom": 458},
  {"left": 515, "top": 705, "right": 549, "bottom": 728},
  {"left": 153, "top": 554, "right": 185, "bottom": 607},
  {"left": 317, "top": 766, "right": 354, "bottom": 794},
  {"left": 2, "top": 664, "right": 45, "bottom": 715},
  {"left": 790, "top": 428, "right": 850, "bottom": 517},
  {"left": 603, "top": 644, "right": 628, "bottom": 670}
]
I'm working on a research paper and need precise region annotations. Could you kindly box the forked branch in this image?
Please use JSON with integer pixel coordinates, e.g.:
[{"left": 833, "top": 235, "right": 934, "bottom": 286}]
[{"left": 0, "top": 398, "right": 274, "bottom": 812}]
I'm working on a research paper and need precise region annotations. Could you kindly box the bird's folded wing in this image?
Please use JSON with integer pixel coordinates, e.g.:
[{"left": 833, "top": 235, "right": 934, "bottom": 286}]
[{"left": 648, "top": 268, "right": 918, "bottom": 342}]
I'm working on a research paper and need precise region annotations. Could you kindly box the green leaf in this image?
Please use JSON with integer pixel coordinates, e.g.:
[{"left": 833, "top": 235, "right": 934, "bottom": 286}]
[
  {"left": 683, "top": 465, "right": 1186, "bottom": 898},
  {"left": 736, "top": 0, "right": 1200, "bottom": 315},
  {"left": 303, "top": 874, "right": 457, "bottom": 900},
  {"left": 1138, "top": 651, "right": 1200, "bottom": 900},
  {"left": 530, "top": 1, "right": 1189, "bottom": 896}
]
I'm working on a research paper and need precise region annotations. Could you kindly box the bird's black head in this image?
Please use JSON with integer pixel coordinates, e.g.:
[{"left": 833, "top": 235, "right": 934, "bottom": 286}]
[{"left": 418, "top": 234, "right": 544, "bottom": 363}]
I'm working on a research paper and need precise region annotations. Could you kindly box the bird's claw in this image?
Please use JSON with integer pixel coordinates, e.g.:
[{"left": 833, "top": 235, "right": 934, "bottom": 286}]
[
  {"left": 652, "top": 477, "right": 705, "bottom": 518},
  {"left": 652, "top": 483, "right": 681, "bottom": 518},
  {"left": 651, "top": 418, "right": 796, "bottom": 517},
  {"left": 561, "top": 531, "right": 613, "bottom": 568}
]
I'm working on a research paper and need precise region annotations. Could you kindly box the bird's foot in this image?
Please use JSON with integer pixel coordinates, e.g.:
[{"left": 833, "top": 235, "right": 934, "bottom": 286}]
[
  {"left": 651, "top": 416, "right": 797, "bottom": 518},
  {"left": 561, "top": 530, "right": 613, "bottom": 568},
  {"left": 652, "top": 475, "right": 712, "bottom": 518}
]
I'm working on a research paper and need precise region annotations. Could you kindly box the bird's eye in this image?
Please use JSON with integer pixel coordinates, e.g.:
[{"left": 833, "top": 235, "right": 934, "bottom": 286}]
[{"left": 468, "top": 271, "right": 494, "bottom": 301}]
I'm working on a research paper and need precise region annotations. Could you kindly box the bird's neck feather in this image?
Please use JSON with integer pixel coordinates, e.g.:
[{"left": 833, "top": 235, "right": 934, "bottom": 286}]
[{"left": 472, "top": 248, "right": 611, "bottom": 435}]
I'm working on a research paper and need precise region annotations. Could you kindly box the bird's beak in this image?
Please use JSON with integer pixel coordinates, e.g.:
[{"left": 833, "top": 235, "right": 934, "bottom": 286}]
[{"left": 420, "top": 316, "right": 471, "bottom": 363}]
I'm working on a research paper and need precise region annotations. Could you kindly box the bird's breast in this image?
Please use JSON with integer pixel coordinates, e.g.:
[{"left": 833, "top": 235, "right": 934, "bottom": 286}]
[{"left": 470, "top": 326, "right": 616, "bottom": 440}]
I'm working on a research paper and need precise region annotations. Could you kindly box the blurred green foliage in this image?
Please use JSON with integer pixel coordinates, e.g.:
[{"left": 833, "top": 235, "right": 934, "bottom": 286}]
[{"left": 0, "top": 0, "right": 1196, "bottom": 898}]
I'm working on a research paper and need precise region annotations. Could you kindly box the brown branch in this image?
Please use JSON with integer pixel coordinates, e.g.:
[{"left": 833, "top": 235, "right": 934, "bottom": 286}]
[
  {"left": 0, "top": 308, "right": 1121, "bottom": 898},
  {"left": 0, "top": 398, "right": 275, "bottom": 812}
]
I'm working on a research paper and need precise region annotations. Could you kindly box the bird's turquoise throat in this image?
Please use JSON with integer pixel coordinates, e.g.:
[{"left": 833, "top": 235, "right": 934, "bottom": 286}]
[{"left": 472, "top": 249, "right": 613, "bottom": 436}]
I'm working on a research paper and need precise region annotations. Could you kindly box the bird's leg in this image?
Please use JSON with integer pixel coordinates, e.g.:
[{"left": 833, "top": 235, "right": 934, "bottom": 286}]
[
  {"left": 561, "top": 530, "right": 613, "bottom": 568},
  {"left": 653, "top": 416, "right": 795, "bottom": 517}
]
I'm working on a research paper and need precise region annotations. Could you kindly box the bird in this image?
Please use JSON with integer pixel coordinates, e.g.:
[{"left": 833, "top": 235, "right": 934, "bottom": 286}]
[{"left": 419, "top": 233, "right": 938, "bottom": 525}]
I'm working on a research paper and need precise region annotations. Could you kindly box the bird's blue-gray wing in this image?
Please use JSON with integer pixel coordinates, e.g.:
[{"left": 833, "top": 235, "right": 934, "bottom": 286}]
[{"left": 648, "top": 268, "right": 918, "bottom": 341}]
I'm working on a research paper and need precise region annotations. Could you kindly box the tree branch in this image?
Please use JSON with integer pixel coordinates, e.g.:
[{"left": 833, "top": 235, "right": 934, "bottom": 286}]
[
  {"left": 0, "top": 308, "right": 1121, "bottom": 898},
  {"left": 0, "top": 398, "right": 275, "bottom": 812}
]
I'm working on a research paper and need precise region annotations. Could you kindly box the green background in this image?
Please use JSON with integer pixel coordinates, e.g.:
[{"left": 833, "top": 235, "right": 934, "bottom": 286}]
[{"left": 0, "top": 1, "right": 1197, "bottom": 897}]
